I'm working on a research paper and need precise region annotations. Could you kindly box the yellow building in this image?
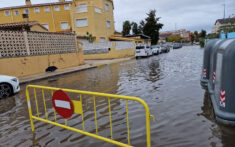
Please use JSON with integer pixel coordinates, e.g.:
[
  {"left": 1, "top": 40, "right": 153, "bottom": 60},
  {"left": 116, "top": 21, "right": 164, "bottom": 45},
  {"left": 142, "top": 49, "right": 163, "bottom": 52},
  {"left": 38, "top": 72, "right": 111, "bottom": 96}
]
[
  {"left": 0, "top": 21, "right": 48, "bottom": 32},
  {"left": 0, "top": 0, "right": 115, "bottom": 42},
  {"left": 110, "top": 32, "right": 151, "bottom": 45}
]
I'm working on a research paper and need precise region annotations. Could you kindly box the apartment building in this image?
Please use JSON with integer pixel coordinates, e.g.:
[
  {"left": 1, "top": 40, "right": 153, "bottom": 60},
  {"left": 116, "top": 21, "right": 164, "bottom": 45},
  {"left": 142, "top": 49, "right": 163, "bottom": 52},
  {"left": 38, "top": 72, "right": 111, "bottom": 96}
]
[
  {"left": 160, "top": 29, "right": 191, "bottom": 42},
  {"left": 212, "top": 17, "right": 235, "bottom": 34},
  {"left": 0, "top": 0, "right": 115, "bottom": 42}
]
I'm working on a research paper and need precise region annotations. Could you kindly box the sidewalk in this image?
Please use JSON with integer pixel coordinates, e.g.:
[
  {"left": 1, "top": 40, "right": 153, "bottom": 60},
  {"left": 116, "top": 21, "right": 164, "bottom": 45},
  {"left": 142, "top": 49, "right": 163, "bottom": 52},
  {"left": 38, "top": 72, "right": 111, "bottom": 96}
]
[{"left": 20, "top": 57, "right": 135, "bottom": 84}]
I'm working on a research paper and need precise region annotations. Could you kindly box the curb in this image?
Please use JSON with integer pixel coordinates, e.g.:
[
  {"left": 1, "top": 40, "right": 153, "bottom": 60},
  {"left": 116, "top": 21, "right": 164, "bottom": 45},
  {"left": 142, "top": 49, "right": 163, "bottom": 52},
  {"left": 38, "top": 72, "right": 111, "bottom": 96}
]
[
  {"left": 96, "top": 64, "right": 107, "bottom": 68},
  {"left": 20, "top": 65, "right": 97, "bottom": 85},
  {"left": 20, "top": 57, "right": 135, "bottom": 85}
]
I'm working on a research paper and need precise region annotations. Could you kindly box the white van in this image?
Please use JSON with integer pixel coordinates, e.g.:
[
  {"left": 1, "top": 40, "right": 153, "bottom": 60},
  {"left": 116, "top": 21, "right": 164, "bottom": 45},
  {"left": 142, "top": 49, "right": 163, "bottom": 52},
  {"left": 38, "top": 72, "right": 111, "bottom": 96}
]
[{"left": 135, "top": 45, "right": 151, "bottom": 58}]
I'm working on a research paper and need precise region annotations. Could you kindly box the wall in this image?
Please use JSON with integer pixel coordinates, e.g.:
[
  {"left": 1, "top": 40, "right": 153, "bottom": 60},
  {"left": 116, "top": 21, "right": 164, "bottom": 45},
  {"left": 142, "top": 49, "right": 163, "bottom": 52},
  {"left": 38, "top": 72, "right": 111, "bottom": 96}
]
[
  {"left": 84, "top": 42, "right": 135, "bottom": 60},
  {"left": 82, "top": 41, "right": 112, "bottom": 50},
  {"left": 0, "top": 30, "right": 78, "bottom": 58},
  {"left": 115, "top": 41, "right": 135, "bottom": 50},
  {"left": 0, "top": 29, "right": 84, "bottom": 77},
  {"left": 0, "top": 52, "right": 84, "bottom": 77}
]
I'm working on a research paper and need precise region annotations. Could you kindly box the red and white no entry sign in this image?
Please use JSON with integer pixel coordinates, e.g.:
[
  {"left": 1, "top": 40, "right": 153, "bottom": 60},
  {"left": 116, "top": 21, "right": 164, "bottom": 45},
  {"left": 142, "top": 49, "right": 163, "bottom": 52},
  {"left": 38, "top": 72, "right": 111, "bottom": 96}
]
[{"left": 52, "top": 90, "right": 74, "bottom": 119}]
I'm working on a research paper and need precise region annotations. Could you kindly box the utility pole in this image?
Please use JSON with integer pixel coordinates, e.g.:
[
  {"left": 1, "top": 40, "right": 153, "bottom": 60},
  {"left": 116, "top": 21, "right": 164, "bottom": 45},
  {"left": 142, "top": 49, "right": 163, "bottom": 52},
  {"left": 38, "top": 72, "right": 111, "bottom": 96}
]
[
  {"left": 174, "top": 23, "right": 177, "bottom": 32},
  {"left": 223, "top": 3, "right": 226, "bottom": 19}
]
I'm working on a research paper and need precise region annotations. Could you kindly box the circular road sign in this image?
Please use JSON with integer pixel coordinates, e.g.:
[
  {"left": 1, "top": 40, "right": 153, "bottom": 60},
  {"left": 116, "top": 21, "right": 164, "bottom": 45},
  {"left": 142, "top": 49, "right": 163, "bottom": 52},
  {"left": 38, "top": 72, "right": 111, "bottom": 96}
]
[{"left": 52, "top": 90, "right": 74, "bottom": 119}]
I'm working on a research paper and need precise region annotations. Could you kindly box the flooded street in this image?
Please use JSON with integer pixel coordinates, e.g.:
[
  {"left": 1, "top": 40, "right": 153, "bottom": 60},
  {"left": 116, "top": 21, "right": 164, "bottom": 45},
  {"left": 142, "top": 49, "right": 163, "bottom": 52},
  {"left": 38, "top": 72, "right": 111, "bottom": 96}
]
[{"left": 1, "top": 46, "right": 235, "bottom": 147}]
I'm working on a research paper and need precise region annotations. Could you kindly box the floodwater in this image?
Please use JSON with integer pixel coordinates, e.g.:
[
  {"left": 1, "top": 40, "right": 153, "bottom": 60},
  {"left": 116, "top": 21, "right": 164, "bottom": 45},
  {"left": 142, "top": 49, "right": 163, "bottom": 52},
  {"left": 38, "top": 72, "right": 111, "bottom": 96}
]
[{"left": 1, "top": 46, "right": 235, "bottom": 147}]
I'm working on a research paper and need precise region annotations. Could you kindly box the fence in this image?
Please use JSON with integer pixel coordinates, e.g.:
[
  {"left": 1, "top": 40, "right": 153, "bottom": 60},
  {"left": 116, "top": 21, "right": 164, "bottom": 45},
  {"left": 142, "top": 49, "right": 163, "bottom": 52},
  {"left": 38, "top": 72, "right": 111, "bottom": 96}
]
[
  {"left": 0, "top": 30, "right": 78, "bottom": 58},
  {"left": 82, "top": 41, "right": 135, "bottom": 56},
  {"left": 82, "top": 41, "right": 113, "bottom": 50},
  {"left": 26, "top": 85, "right": 155, "bottom": 147},
  {"left": 220, "top": 32, "right": 235, "bottom": 39},
  {"left": 115, "top": 41, "right": 135, "bottom": 50}
]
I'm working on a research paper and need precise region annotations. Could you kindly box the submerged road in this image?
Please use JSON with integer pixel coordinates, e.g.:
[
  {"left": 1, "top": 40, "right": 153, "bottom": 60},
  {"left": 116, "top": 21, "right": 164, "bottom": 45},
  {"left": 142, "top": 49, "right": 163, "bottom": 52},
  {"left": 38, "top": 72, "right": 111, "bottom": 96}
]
[{"left": 1, "top": 46, "right": 235, "bottom": 147}]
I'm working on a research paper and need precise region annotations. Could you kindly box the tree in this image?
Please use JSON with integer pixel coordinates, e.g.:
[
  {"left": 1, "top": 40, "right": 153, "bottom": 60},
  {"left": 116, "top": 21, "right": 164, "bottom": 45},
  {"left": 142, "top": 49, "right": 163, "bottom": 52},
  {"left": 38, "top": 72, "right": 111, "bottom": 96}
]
[
  {"left": 199, "top": 38, "right": 205, "bottom": 48},
  {"left": 85, "top": 32, "right": 95, "bottom": 43},
  {"left": 131, "top": 22, "right": 141, "bottom": 35},
  {"left": 199, "top": 30, "right": 207, "bottom": 38},
  {"left": 190, "top": 33, "right": 195, "bottom": 44},
  {"left": 142, "top": 10, "right": 163, "bottom": 45},
  {"left": 122, "top": 21, "right": 131, "bottom": 36},
  {"left": 138, "top": 20, "right": 145, "bottom": 34},
  {"left": 166, "top": 35, "right": 181, "bottom": 42},
  {"left": 194, "top": 31, "right": 199, "bottom": 42},
  {"left": 207, "top": 33, "right": 219, "bottom": 39}
]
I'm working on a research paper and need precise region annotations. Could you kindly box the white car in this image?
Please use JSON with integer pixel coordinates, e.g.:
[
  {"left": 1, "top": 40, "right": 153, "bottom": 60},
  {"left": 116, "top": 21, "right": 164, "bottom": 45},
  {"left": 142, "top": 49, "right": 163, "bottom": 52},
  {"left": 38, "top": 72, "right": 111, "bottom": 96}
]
[
  {"left": 135, "top": 45, "right": 152, "bottom": 58},
  {"left": 159, "top": 46, "right": 162, "bottom": 53},
  {"left": 0, "top": 75, "right": 20, "bottom": 99},
  {"left": 151, "top": 45, "right": 161, "bottom": 55},
  {"left": 148, "top": 47, "right": 153, "bottom": 56}
]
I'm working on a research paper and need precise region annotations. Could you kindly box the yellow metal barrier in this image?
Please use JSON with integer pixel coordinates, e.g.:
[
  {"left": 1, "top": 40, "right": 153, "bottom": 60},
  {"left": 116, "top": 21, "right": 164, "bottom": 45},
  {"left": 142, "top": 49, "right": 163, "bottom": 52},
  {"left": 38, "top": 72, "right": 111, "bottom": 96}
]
[{"left": 26, "top": 85, "right": 154, "bottom": 147}]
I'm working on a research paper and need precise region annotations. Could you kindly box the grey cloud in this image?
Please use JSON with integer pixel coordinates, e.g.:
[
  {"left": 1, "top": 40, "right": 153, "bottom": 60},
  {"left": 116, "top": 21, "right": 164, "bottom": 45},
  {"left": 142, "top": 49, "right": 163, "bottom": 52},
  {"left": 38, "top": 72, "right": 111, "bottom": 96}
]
[
  {"left": 0, "top": 0, "right": 234, "bottom": 33},
  {"left": 114, "top": 0, "right": 235, "bottom": 33}
]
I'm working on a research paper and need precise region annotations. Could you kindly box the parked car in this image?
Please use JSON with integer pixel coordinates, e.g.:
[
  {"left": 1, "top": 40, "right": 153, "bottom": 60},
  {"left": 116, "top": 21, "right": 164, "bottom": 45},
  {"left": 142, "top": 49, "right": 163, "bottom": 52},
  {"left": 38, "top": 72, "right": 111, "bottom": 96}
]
[
  {"left": 0, "top": 75, "right": 20, "bottom": 99},
  {"left": 135, "top": 45, "right": 152, "bottom": 58},
  {"left": 160, "top": 45, "right": 170, "bottom": 53},
  {"left": 165, "top": 45, "right": 171, "bottom": 52},
  {"left": 158, "top": 45, "right": 163, "bottom": 53},
  {"left": 147, "top": 46, "right": 153, "bottom": 56},
  {"left": 151, "top": 45, "right": 161, "bottom": 55},
  {"left": 173, "top": 43, "right": 183, "bottom": 49}
]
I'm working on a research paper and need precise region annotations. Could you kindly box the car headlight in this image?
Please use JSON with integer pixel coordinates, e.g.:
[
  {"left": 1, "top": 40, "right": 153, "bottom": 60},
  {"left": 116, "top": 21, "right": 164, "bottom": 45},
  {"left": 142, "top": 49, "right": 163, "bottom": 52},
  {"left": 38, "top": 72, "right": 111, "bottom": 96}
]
[{"left": 11, "top": 78, "right": 18, "bottom": 82}]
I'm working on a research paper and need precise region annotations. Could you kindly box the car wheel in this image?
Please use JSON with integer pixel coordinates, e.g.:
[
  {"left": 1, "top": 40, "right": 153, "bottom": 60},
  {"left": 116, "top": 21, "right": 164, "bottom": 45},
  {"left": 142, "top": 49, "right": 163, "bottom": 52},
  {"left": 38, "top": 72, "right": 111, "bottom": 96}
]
[{"left": 0, "top": 83, "right": 13, "bottom": 99}]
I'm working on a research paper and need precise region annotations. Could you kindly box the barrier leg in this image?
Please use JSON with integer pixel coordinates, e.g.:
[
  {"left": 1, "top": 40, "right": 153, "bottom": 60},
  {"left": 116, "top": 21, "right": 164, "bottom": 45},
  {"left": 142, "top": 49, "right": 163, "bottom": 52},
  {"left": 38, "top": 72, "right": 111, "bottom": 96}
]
[{"left": 26, "top": 86, "right": 35, "bottom": 132}]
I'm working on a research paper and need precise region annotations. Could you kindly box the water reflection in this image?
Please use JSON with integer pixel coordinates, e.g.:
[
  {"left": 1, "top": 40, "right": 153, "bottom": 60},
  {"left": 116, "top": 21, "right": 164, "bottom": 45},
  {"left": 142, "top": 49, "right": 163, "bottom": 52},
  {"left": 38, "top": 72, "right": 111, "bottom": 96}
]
[
  {"left": 147, "top": 59, "right": 161, "bottom": 83},
  {"left": 1, "top": 46, "right": 235, "bottom": 146},
  {"left": 0, "top": 63, "right": 133, "bottom": 147},
  {"left": 0, "top": 96, "right": 16, "bottom": 114},
  {"left": 201, "top": 91, "right": 215, "bottom": 122},
  {"left": 201, "top": 91, "right": 235, "bottom": 147}
]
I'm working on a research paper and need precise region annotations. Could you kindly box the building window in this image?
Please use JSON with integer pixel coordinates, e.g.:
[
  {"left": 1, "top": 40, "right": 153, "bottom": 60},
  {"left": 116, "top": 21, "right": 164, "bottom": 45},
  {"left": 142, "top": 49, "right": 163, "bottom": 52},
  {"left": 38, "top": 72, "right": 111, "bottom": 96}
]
[
  {"left": 42, "top": 24, "right": 49, "bottom": 30},
  {"left": 44, "top": 7, "right": 50, "bottom": 12},
  {"left": 105, "top": 3, "right": 109, "bottom": 11},
  {"left": 61, "top": 22, "right": 70, "bottom": 30},
  {"left": 106, "top": 21, "right": 111, "bottom": 28},
  {"left": 76, "top": 18, "right": 88, "bottom": 27},
  {"left": 100, "top": 37, "right": 106, "bottom": 42},
  {"left": 34, "top": 8, "right": 40, "bottom": 13},
  {"left": 24, "top": 9, "right": 29, "bottom": 14},
  {"left": 4, "top": 10, "right": 10, "bottom": 16},
  {"left": 64, "top": 5, "right": 70, "bottom": 10},
  {"left": 94, "top": 7, "right": 102, "bottom": 14},
  {"left": 54, "top": 6, "right": 60, "bottom": 11},
  {"left": 14, "top": 10, "right": 19, "bottom": 15},
  {"left": 76, "top": 4, "right": 87, "bottom": 13}
]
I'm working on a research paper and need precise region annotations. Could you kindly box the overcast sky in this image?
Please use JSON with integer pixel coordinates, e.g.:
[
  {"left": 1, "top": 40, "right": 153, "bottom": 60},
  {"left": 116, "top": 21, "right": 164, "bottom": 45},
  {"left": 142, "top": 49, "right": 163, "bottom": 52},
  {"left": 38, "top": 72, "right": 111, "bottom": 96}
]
[{"left": 0, "top": 0, "right": 234, "bottom": 33}]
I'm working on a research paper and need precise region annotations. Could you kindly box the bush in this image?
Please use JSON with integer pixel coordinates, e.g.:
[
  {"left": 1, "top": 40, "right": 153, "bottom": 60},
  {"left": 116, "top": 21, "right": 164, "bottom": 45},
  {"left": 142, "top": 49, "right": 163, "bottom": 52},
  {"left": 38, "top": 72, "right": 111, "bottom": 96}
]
[{"left": 199, "top": 38, "right": 205, "bottom": 48}]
